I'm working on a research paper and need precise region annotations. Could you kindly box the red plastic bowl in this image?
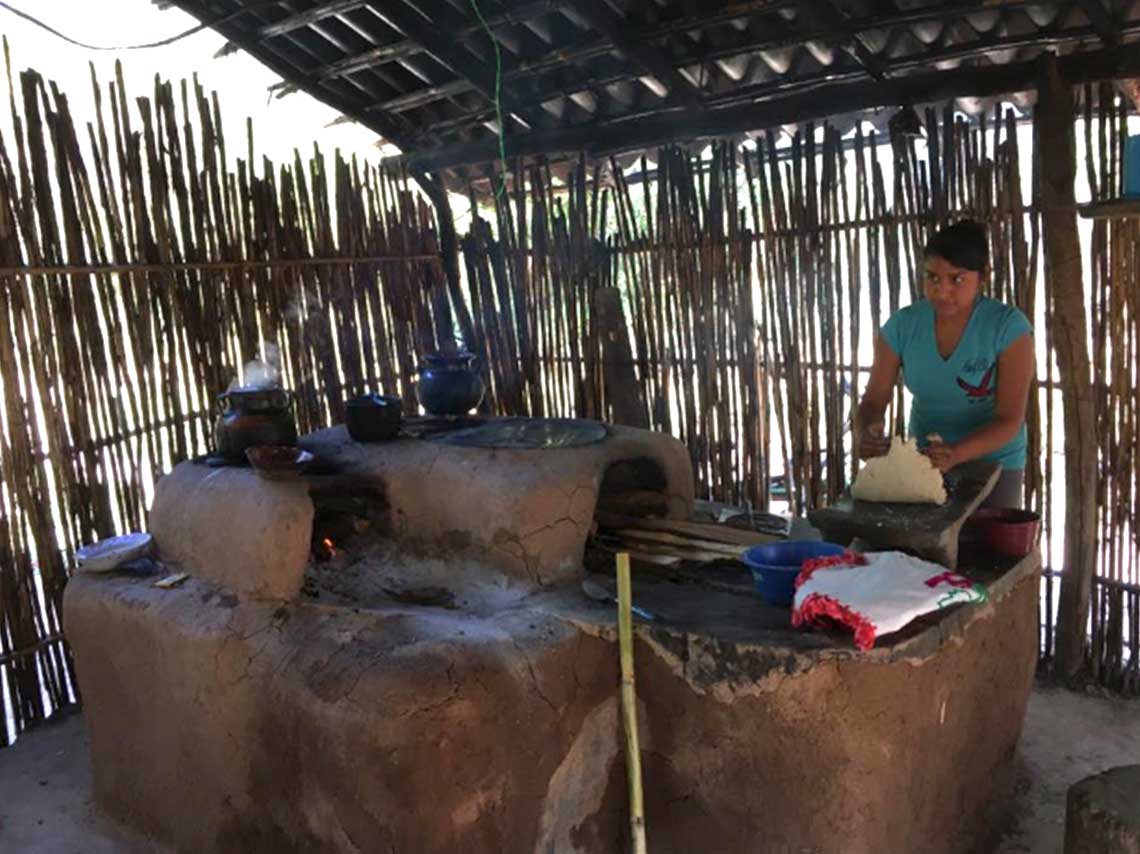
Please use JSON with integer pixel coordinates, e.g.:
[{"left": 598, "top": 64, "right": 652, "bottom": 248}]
[{"left": 969, "top": 508, "right": 1041, "bottom": 557}]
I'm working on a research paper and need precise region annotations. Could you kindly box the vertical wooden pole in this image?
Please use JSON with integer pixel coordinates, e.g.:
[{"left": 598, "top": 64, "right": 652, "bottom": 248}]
[
  {"left": 616, "top": 552, "right": 647, "bottom": 854},
  {"left": 410, "top": 169, "right": 475, "bottom": 349},
  {"left": 1036, "top": 54, "right": 1098, "bottom": 682},
  {"left": 596, "top": 286, "right": 650, "bottom": 428}
]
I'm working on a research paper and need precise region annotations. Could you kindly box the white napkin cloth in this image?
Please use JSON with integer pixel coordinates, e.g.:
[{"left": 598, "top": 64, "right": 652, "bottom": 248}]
[{"left": 791, "top": 550, "right": 987, "bottom": 650}]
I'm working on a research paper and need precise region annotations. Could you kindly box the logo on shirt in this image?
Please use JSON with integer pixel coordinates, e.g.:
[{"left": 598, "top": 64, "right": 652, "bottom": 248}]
[{"left": 957, "top": 362, "right": 995, "bottom": 401}]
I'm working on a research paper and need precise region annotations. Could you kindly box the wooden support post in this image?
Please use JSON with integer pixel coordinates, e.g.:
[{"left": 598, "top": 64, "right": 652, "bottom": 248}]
[
  {"left": 595, "top": 286, "right": 650, "bottom": 428},
  {"left": 411, "top": 171, "right": 476, "bottom": 350},
  {"left": 1036, "top": 54, "right": 1098, "bottom": 682}
]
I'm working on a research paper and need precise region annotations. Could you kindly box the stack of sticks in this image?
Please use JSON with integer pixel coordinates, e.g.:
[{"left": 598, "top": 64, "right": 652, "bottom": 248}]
[{"left": 593, "top": 512, "right": 782, "bottom": 567}]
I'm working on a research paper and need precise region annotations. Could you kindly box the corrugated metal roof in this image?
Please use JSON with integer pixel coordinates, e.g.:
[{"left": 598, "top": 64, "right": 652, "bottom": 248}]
[{"left": 170, "top": 0, "right": 1140, "bottom": 179}]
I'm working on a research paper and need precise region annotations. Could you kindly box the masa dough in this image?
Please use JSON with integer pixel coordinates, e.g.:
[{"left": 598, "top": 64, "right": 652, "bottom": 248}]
[{"left": 852, "top": 436, "right": 947, "bottom": 504}]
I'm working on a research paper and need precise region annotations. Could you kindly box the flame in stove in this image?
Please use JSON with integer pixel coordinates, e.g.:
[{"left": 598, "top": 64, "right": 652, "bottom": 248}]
[{"left": 322, "top": 537, "right": 337, "bottom": 557}]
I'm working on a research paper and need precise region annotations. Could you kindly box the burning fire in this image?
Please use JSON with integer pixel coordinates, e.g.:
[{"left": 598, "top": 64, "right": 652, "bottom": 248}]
[{"left": 314, "top": 537, "right": 338, "bottom": 562}]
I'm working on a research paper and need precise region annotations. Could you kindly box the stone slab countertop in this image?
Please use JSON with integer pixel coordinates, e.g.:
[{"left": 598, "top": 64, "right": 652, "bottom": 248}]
[
  {"left": 76, "top": 542, "right": 1039, "bottom": 698},
  {"left": 541, "top": 547, "right": 1042, "bottom": 676}
]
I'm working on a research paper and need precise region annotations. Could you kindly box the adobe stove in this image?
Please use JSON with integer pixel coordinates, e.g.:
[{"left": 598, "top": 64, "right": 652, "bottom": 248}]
[{"left": 64, "top": 414, "right": 1041, "bottom": 854}]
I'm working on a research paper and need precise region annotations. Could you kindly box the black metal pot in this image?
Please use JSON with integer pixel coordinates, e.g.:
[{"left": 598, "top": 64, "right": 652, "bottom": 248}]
[
  {"left": 345, "top": 394, "right": 402, "bottom": 442},
  {"left": 417, "top": 352, "right": 485, "bottom": 416},
  {"left": 215, "top": 387, "right": 297, "bottom": 461}
]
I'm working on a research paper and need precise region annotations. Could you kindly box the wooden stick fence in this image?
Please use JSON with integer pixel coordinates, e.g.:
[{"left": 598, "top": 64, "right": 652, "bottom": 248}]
[
  {"left": 0, "top": 58, "right": 1136, "bottom": 744},
  {"left": 0, "top": 55, "right": 451, "bottom": 744}
]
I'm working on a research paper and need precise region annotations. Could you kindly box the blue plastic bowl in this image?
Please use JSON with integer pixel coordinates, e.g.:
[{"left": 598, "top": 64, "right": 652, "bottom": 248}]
[{"left": 741, "top": 541, "right": 847, "bottom": 606}]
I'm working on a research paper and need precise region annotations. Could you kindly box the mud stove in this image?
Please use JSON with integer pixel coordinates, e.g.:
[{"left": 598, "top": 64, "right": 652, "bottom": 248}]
[{"left": 65, "top": 418, "right": 1040, "bottom": 854}]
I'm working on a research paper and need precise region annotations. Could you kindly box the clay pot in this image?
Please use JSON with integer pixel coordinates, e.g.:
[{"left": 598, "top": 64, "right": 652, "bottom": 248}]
[
  {"left": 345, "top": 394, "right": 402, "bottom": 442},
  {"left": 969, "top": 508, "right": 1041, "bottom": 558},
  {"left": 214, "top": 387, "right": 297, "bottom": 461},
  {"left": 417, "top": 352, "right": 485, "bottom": 416}
]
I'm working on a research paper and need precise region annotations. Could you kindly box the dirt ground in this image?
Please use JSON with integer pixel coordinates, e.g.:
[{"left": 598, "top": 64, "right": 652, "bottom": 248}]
[
  {"left": 0, "top": 684, "right": 1135, "bottom": 854},
  {"left": 994, "top": 684, "right": 1140, "bottom": 854}
]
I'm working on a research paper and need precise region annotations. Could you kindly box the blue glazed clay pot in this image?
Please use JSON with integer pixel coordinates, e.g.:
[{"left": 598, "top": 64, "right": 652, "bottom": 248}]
[{"left": 417, "top": 352, "right": 485, "bottom": 416}]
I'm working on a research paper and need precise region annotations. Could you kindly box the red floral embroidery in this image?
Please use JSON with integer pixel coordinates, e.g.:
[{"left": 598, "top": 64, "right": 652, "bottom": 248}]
[
  {"left": 792, "top": 592, "right": 879, "bottom": 651},
  {"left": 794, "top": 550, "right": 866, "bottom": 590}
]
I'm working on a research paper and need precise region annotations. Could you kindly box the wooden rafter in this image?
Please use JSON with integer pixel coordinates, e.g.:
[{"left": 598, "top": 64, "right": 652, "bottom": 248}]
[
  {"left": 313, "top": 0, "right": 564, "bottom": 82},
  {"left": 371, "top": 0, "right": 1023, "bottom": 126},
  {"left": 572, "top": 0, "right": 706, "bottom": 109},
  {"left": 175, "top": 2, "right": 415, "bottom": 150},
  {"left": 412, "top": 20, "right": 1130, "bottom": 147},
  {"left": 363, "top": 0, "right": 543, "bottom": 130},
  {"left": 395, "top": 44, "right": 1140, "bottom": 172},
  {"left": 258, "top": 0, "right": 368, "bottom": 39},
  {"left": 1076, "top": 0, "right": 1121, "bottom": 47},
  {"left": 301, "top": 0, "right": 796, "bottom": 87},
  {"left": 801, "top": 0, "right": 888, "bottom": 81}
]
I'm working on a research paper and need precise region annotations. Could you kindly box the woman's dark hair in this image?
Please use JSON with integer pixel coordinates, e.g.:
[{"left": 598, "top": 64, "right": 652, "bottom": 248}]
[{"left": 924, "top": 219, "right": 989, "bottom": 272}]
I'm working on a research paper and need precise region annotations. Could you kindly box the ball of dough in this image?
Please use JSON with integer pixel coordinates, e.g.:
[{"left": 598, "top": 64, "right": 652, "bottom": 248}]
[{"left": 852, "top": 437, "right": 947, "bottom": 504}]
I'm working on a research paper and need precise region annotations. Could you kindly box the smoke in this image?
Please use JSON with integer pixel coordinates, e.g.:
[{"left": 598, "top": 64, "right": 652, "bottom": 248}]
[{"left": 229, "top": 342, "right": 282, "bottom": 390}]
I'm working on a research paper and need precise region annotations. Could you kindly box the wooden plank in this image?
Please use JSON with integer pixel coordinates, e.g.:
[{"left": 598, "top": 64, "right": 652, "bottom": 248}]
[
  {"left": 596, "top": 512, "right": 781, "bottom": 547},
  {"left": 1077, "top": 198, "right": 1140, "bottom": 219}
]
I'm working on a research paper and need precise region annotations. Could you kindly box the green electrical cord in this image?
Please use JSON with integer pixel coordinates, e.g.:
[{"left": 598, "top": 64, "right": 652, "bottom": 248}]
[{"left": 469, "top": 0, "right": 508, "bottom": 198}]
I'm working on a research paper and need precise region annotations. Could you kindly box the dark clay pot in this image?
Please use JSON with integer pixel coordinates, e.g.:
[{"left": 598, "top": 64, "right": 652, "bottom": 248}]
[
  {"left": 215, "top": 387, "right": 297, "bottom": 461},
  {"left": 417, "top": 352, "right": 485, "bottom": 416},
  {"left": 346, "top": 394, "right": 402, "bottom": 442}
]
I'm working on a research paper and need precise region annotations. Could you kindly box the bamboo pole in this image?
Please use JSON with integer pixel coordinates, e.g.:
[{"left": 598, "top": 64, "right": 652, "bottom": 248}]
[{"left": 615, "top": 552, "right": 647, "bottom": 854}]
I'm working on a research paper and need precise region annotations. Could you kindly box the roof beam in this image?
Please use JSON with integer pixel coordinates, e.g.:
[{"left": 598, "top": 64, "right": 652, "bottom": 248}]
[
  {"left": 801, "top": 0, "right": 888, "bottom": 81},
  {"left": 310, "top": 0, "right": 797, "bottom": 88},
  {"left": 170, "top": 2, "right": 417, "bottom": 149},
  {"left": 373, "top": 0, "right": 1018, "bottom": 126},
  {"left": 1076, "top": 0, "right": 1121, "bottom": 47},
  {"left": 366, "top": 0, "right": 542, "bottom": 128},
  {"left": 258, "top": 1, "right": 369, "bottom": 39},
  {"left": 396, "top": 44, "right": 1140, "bottom": 172},
  {"left": 409, "top": 3, "right": 1044, "bottom": 143},
  {"left": 314, "top": 0, "right": 563, "bottom": 81},
  {"left": 571, "top": 0, "right": 706, "bottom": 109}
]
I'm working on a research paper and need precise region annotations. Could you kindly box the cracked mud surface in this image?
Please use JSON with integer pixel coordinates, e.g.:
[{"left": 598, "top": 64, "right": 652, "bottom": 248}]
[{"left": 64, "top": 544, "right": 1040, "bottom": 853}]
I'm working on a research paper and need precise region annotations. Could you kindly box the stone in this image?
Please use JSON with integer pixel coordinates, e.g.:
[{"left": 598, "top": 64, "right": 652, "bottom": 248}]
[
  {"left": 148, "top": 464, "right": 313, "bottom": 600},
  {"left": 809, "top": 458, "right": 1001, "bottom": 569},
  {"left": 1065, "top": 765, "right": 1140, "bottom": 854}
]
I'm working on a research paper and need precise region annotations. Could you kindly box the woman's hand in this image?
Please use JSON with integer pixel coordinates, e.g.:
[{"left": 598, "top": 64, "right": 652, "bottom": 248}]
[
  {"left": 858, "top": 423, "right": 891, "bottom": 460},
  {"left": 923, "top": 441, "right": 960, "bottom": 473},
  {"left": 855, "top": 336, "right": 901, "bottom": 461}
]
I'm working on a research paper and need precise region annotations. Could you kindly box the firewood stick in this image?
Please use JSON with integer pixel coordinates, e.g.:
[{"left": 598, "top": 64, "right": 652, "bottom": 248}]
[
  {"left": 593, "top": 543, "right": 682, "bottom": 567},
  {"left": 599, "top": 538, "right": 730, "bottom": 564},
  {"left": 613, "top": 528, "right": 745, "bottom": 557},
  {"left": 597, "top": 512, "right": 779, "bottom": 547},
  {"left": 616, "top": 553, "right": 647, "bottom": 854}
]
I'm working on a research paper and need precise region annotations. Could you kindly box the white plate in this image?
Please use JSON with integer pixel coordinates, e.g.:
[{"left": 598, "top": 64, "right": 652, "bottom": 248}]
[{"left": 75, "top": 533, "right": 153, "bottom": 573}]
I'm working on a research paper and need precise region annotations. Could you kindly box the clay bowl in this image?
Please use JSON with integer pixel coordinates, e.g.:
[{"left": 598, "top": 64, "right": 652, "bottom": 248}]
[
  {"left": 245, "top": 445, "right": 313, "bottom": 481},
  {"left": 969, "top": 508, "right": 1041, "bottom": 558}
]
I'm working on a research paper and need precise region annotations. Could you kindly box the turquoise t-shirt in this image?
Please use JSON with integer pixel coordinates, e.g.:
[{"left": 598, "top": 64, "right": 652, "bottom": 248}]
[{"left": 880, "top": 298, "right": 1033, "bottom": 470}]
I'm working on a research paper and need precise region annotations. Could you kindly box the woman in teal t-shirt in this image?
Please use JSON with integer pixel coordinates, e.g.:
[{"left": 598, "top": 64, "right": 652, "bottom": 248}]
[{"left": 855, "top": 220, "right": 1034, "bottom": 508}]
